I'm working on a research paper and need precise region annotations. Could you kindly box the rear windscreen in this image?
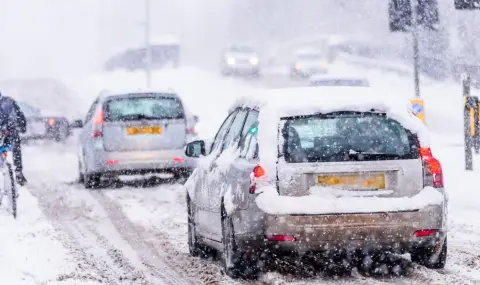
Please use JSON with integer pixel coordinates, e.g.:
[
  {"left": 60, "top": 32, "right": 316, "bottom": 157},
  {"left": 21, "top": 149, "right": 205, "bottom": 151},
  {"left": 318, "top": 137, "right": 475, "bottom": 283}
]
[
  {"left": 104, "top": 94, "right": 184, "bottom": 122},
  {"left": 282, "top": 112, "right": 419, "bottom": 163}
]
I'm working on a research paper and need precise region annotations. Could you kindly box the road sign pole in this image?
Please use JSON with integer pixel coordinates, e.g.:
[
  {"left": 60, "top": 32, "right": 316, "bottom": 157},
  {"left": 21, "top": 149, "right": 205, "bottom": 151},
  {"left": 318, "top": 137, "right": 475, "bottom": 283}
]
[
  {"left": 464, "top": 74, "right": 473, "bottom": 170},
  {"left": 410, "top": 0, "right": 421, "bottom": 98},
  {"left": 145, "top": 0, "right": 152, "bottom": 88}
]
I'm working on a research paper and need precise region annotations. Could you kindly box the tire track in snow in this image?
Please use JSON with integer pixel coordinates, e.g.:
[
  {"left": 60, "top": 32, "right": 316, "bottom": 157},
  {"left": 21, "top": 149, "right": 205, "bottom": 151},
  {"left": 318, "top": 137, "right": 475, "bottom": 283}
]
[
  {"left": 90, "top": 189, "right": 233, "bottom": 285},
  {"left": 28, "top": 183, "right": 152, "bottom": 285}
]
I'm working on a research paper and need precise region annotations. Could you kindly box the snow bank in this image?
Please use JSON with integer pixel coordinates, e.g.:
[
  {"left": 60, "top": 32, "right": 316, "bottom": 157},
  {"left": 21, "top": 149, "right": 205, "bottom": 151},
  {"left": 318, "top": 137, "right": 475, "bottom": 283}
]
[
  {"left": 256, "top": 186, "right": 444, "bottom": 215},
  {"left": 0, "top": 187, "right": 73, "bottom": 284},
  {"left": 232, "top": 87, "right": 431, "bottom": 175}
]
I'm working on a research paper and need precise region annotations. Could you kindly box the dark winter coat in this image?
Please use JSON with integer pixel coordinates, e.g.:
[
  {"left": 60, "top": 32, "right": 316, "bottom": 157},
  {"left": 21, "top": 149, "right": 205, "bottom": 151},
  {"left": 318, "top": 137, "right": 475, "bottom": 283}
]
[{"left": 0, "top": 96, "right": 27, "bottom": 135}]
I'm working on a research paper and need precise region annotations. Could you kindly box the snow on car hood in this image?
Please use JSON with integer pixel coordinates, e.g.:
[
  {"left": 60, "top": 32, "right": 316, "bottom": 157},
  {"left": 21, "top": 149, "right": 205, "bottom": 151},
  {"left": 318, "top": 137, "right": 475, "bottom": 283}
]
[
  {"left": 230, "top": 87, "right": 431, "bottom": 176},
  {"left": 255, "top": 186, "right": 444, "bottom": 215}
]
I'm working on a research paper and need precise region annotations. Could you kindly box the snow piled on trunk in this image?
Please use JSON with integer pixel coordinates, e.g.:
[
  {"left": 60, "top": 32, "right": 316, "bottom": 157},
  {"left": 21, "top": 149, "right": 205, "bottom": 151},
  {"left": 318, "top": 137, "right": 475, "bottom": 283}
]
[
  {"left": 0, "top": 187, "right": 74, "bottom": 284},
  {"left": 256, "top": 186, "right": 443, "bottom": 215}
]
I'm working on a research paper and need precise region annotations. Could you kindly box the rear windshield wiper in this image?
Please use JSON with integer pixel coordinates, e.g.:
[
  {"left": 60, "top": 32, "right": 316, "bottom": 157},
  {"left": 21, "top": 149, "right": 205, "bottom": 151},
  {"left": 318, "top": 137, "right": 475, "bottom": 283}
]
[
  {"left": 348, "top": 149, "right": 401, "bottom": 159},
  {"left": 115, "top": 114, "right": 168, "bottom": 121}
]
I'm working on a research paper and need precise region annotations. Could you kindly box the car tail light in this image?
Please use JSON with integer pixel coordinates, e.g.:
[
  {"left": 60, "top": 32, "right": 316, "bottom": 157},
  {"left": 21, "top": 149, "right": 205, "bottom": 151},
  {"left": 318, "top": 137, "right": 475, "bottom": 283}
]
[
  {"left": 172, "top": 157, "right": 184, "bottom": 162},
  {"left": 186, "top": 127, "right": 196, "bottom": 135},
  {"left": 249, "top": 165, "right": 266, "bottom": 194},
  {"left": 91, "top": 109, "right": 104, "bottom": 137},
  {"left": 106, "top": 160, "right": 118, "bottom": 165},
  {"left": 267, "top": 235, "right": 296, "bottom": 242},
  {"left": 419, "top": 147, "right": 443, "bottom": 188},
  {"left": 48, "top": 119, "right": 55, "bottom": 126},
  {"left": 414, "top": 229, "right": 438, "bottom": 237}
]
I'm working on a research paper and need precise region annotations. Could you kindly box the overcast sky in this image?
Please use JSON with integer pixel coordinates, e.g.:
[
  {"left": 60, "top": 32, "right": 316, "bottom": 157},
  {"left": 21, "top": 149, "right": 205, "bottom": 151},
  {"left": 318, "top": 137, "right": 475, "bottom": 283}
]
[{"left": 0, "top": 0, "right": 474, "bottom": 79}]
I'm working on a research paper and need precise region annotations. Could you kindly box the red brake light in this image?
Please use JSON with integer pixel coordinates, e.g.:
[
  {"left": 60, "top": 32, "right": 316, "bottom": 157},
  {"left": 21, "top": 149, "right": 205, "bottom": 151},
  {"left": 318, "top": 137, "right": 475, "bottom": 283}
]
[
  {"left": 93, "top": 110, "right": 104, "bottom": 125},
  {"left": 91, "top": 109, "right": 104, "bottom": 137},
  {"left": 414, "top": 229, "right": 438, "bottom": 237},
  {"left": 172, "top": 157, "right": 184, "bottom": 162},
  {"left": 249, "top": 165, "right": 266, "bottom": 194},
  {"left": 253, "top": 165, "right": 265, "bottom": 178},
  {"left": 106, "top": 160, "right": 118, "bottom": 165},
  {"left": 419, "top": 147, "right": 443, "bottom": 188},
  {"left": 186, "top": 127, "right": 196, "bottom": 135}
]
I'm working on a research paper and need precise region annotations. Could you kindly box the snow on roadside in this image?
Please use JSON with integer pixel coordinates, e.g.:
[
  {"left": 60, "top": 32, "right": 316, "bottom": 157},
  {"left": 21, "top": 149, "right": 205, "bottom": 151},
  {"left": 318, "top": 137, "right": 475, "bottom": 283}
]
[{"left": 0, "top": 186, "right": 74, "bottom": 285}]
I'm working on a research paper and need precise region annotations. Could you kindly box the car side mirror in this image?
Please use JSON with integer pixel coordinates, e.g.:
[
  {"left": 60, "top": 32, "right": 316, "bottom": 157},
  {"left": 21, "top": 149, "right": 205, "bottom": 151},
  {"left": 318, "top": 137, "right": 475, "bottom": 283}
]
[
  {"left": 70, "top": 119, "right": 83, "bottom": 128},
  {"left": 185, "top": 140, "right": 205, "bottom": 157}
]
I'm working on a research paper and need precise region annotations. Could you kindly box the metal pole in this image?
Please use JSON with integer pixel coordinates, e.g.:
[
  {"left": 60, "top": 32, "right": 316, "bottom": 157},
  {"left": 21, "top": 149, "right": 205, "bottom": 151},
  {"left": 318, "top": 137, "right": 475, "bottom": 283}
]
[
  {"left": 410, "top": 0, "right": 421, "bottom": 98},
  {"left": 464, "top": 74, "right": 473, "bottom": 170},
  {"left": 145, "top": 0, "right": 152, "bottom": 88}
]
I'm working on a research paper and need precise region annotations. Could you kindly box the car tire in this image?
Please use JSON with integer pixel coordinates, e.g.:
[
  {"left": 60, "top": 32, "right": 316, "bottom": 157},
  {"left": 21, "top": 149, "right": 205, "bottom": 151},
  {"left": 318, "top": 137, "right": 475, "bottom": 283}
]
[
  {"left": 187, "top": 195, "right": 205, "bottom": 257},
  {"left": 411, "top": 237, "right": 447, "bottom": 269},
  {"left": 84, "top": 173, "right": 101, "bottom": 189},
  {"left": 78, "top": 161, "right": 85, "bottom": 183},
  {"left": 55, "top": 123, "right": 68, "bottom": 142},
  {"left": 221, "top": 205, "right": 260, "bottom": 279}
]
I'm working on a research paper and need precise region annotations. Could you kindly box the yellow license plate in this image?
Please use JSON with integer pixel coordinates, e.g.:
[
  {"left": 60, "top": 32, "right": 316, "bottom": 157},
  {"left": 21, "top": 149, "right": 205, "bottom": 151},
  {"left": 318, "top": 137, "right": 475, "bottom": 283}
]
[
  {"left": 317, "top": 174, "right": 386, "bottom": 189},
  {"left": 126, "top": 126, "right": 162, "bottom": 135}
]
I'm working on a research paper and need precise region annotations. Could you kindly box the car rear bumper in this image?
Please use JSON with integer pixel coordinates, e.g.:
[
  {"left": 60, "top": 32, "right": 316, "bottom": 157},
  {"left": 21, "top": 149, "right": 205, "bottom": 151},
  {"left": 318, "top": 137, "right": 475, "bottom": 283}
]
[
  {"left": 236, "top": 204, "right": 446, "bottom": 254},
  {"left": 291, "top": 68, "right": 328, "bottom": 76},
  {"left": 88, "top": 148, "right": 196, "bottom": 175}
]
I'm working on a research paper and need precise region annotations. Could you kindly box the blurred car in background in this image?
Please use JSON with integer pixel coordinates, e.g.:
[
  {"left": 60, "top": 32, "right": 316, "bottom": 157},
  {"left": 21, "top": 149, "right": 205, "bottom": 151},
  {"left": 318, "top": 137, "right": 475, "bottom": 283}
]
[
  {"left": 309, "top": 74, "right": 370, "bottom": 87},
  {"left": 290, "top": 47, "right": 329, "bottom": 79},
  {"left": 220, "top": 44, "right": 261, "bottom": 77},
  {"left": 104, "top": 34, "right": 181, "bottom": 71},
  {"left": 72, "top": 89, "right": 198, "bottom": 188},
  {"left": 18, "top": 101, "right": 71, "bottom": 142}
]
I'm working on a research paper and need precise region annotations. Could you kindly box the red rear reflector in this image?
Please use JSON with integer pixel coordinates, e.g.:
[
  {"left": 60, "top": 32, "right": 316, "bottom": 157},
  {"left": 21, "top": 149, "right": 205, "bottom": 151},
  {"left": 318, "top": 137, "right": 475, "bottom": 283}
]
[
  {"left": 106, "top": 160, "right": 118, "bottom": 165},
  {"left": 186, "top": 128, "right": 196, "bottom": 134},
  {"left": 172, "top": 157, "right": 184, "bottom": 162},
  {"left": 90, "top": 130, "right": 103, "bottom": 137},
  {"left": 267, "top": 235, "right": 296, "bottom": 242},
  {"left": 414, "top": 229, "right": 438, "bottom": 237},
  {"left": 253, "top": 165, "right": 265, "bottom": 178}
]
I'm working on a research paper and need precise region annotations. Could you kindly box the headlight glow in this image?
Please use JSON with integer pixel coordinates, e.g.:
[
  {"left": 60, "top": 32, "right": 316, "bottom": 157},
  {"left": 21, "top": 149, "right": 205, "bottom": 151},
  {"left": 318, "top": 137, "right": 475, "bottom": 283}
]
[
  {"left": 227, "top": 57, "right": 235, "bottom": 65},
  {"left": 249, "top": 57, "right": 259, "bottom": 65},
  {"left": 295, "top": 63, "right": 301, "bottom": 70}
]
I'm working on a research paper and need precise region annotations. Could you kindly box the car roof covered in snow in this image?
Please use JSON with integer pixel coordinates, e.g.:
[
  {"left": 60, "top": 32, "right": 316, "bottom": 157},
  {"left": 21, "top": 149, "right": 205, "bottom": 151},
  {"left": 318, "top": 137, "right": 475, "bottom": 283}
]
[
  {"left": 98, "top": 87, "right": 179, "bottom": 100},
  {"left": 229, "top": 87, "right": 431, "bottom": 175}
]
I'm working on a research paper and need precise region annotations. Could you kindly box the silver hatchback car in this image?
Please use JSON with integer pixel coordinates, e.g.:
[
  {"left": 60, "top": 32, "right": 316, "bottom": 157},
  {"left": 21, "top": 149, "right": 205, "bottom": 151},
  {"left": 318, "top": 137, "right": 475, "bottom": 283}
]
[
  {"left": 184, "top": 88, "right": 447, "bottom": 279},
  {"left": 76, "top": 89, "right": 196, "bottom": 188}
]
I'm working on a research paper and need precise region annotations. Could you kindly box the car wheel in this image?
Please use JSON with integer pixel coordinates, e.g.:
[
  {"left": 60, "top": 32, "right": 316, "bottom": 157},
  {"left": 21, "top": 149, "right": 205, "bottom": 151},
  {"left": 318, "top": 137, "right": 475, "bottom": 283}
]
[
  {"left": 55, "top": 124, "right": 68, "bottom": 142},
  {"left": 78, "top": 161, "right": 85, "bottom": 183},
  {"left": 411, "top": 237, "right": 447, "bottom": 269},
  {"left": 187, "top": 195, "right": 205, "bottom": 257},
  {"left": 84, "top": 173, "right": 101, "bottom": 189},
  {"left": 221, "top": 205, "right": 260, "bottom": 279}
]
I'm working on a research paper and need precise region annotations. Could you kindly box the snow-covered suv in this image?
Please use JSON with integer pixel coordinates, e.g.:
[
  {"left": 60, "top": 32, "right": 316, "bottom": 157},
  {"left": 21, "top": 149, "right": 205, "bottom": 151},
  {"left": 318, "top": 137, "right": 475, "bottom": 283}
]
[{"left": 184, "top": 87, "right": 448, "bottom": 278}]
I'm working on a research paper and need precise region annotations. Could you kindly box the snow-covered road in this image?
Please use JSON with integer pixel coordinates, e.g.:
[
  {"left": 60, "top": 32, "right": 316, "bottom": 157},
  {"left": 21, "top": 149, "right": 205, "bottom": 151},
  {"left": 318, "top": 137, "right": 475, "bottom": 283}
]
[{"left": 1, "top": 65, "right": 479, "bottom": 284}]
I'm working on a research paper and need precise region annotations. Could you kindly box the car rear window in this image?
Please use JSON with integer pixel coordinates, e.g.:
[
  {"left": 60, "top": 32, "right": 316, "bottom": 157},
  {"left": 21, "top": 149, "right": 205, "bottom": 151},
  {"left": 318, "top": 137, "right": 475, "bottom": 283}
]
[
  {"left": 104, "top": 94, "right": 184, "bottom": 122},
  {"left": 310, "top": 79, "right": 369, "bottom": 87},
  {"left": 281, "top": 112, "right": 419, "bottom": 163}
]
